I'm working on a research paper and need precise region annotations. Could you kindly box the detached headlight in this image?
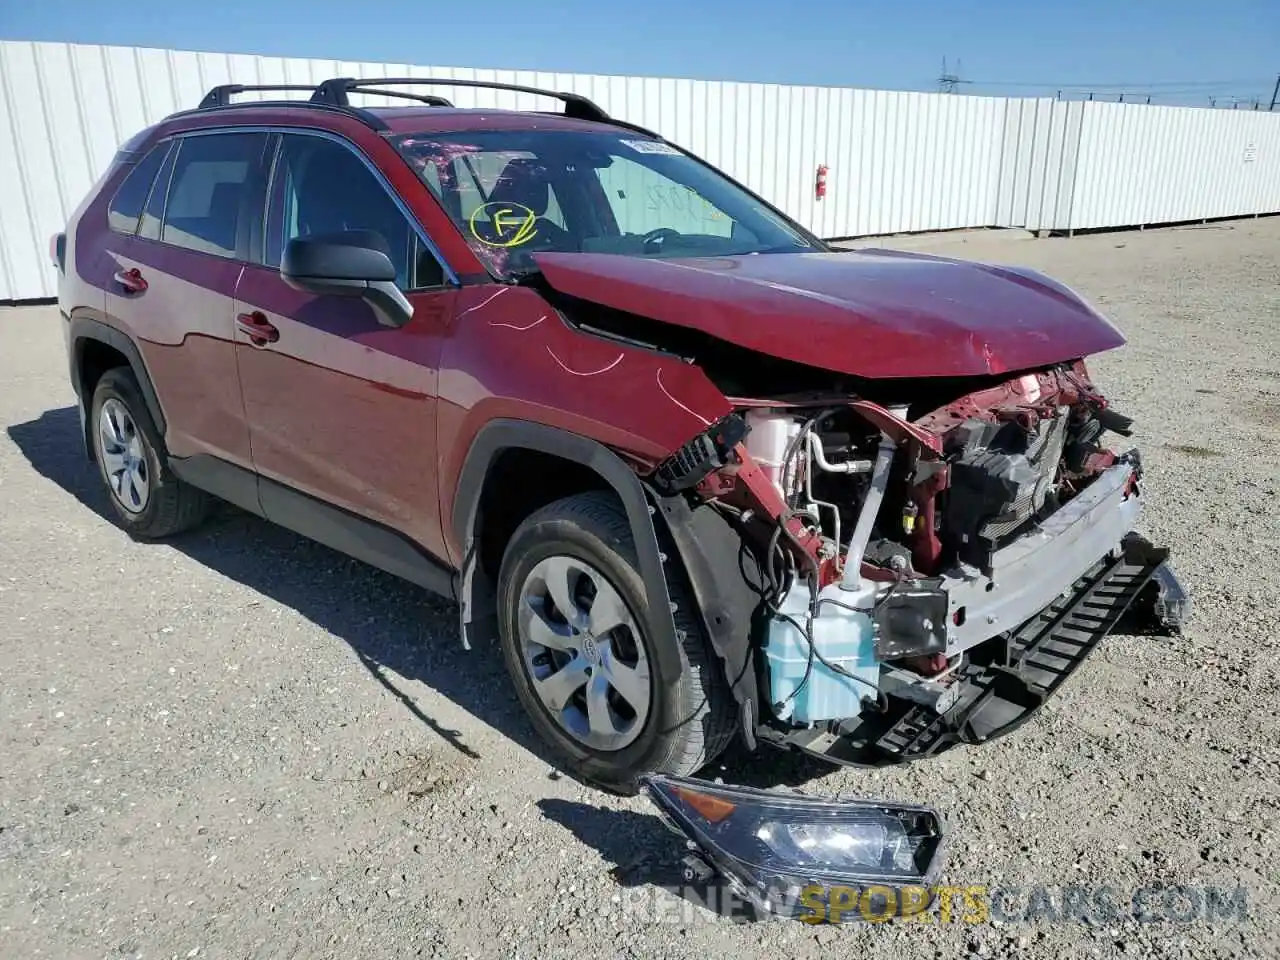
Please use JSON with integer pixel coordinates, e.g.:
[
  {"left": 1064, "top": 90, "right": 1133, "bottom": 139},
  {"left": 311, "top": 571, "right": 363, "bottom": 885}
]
[{"left": 640, "top": 773, "right": 944, "bottom": 920}]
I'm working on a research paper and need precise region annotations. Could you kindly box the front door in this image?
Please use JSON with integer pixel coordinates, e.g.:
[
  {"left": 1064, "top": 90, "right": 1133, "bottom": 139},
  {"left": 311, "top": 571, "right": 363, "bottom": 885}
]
[{"left": 233, "top": 131, "right": 456, "bottom": 564}]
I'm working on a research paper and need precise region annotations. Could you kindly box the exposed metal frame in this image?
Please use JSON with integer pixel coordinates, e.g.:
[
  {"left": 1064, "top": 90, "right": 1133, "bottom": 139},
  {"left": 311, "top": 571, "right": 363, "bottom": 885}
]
[{"left": 939, "top": 458, "right": 1143, "bottom": 652}]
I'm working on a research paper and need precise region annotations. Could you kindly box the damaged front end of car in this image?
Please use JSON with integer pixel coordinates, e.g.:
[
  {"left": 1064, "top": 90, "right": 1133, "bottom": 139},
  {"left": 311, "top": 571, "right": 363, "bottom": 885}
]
[
  {"left": 501, "top": 250, "right": 1191, "bottom": 914},
  {"left": 629, "top": 362, "right": 1188, "bottom": 913},
  {"left": 646, "top": 361, "right": 1189, "bottom": 768}
]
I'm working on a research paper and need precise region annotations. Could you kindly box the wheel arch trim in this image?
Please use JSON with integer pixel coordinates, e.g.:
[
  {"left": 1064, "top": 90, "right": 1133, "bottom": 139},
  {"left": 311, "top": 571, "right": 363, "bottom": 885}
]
[
  {"left": 648, "top": 492, "right": 761, "bottom": 749},
  {"left": 451, "top": 419, "right": 684, "bottom": 687},
  {"left": 68, "top": 315, "right": 167, "bottom": 458}
]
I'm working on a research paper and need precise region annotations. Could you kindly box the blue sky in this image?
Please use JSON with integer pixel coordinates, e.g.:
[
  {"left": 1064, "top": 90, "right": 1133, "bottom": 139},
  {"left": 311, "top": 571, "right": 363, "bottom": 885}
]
[{"left": 3, "top": 0, "right": 1278, "bottom": 105}]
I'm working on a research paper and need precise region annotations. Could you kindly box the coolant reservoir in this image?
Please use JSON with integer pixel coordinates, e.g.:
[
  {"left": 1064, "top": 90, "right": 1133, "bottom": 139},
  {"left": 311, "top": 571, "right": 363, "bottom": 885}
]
[
  {"left": 764, "top": 580, "right": 880, "bottom": 725},
  {"left": 744, "top": 410, "right": 800, "bottom": 500}
]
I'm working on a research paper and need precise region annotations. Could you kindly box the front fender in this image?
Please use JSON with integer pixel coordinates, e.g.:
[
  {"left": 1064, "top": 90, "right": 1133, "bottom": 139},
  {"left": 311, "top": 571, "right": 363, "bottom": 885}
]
[{"left": 450, "top": 419, "right": 685, "bottom": 692}]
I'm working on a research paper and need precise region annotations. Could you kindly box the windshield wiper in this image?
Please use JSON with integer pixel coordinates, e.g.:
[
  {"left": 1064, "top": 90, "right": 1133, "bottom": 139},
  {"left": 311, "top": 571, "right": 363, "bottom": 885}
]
[{"left": 749, "top": 243, "right": 818, "bottom": 255}]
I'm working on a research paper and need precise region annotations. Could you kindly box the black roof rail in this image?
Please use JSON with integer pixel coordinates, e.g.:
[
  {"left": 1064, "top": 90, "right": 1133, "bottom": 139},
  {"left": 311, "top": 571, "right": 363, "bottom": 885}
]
[
  {"left": 198, "top": 84, "right": 318, "bottom": 108},
  {"left": 189, "top": 84, "right": 390, "bottom": 131},
  {"left": 350, "top": 88, "right": 455, "bottom": 107},
  {"left": 190, "top": 77, "right": 633, "bottom": 134},
  {"left": 311, "top": 77, "right": 612, "bottom": 123}
]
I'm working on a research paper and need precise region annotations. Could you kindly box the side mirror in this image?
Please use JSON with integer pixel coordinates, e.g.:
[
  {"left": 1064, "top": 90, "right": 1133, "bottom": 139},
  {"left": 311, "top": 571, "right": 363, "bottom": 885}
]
[{"left": 280, "top": 230, "right": 414, "bottom": 328}]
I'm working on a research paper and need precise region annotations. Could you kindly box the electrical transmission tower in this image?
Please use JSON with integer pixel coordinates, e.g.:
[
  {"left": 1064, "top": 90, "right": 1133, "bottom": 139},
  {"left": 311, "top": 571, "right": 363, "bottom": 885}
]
[{"left": 937, "top": 58, "right": 972, "bottom": 94}]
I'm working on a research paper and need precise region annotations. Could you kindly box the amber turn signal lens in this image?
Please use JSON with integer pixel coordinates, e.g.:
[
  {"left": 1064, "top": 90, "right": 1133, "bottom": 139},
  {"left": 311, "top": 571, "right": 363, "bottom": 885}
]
[{"left": 672, "top": 785, "right": 736, "bottom": 823}]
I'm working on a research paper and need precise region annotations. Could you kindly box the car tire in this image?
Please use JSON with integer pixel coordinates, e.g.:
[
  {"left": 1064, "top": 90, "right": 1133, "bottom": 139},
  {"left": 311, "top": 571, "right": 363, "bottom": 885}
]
[
  {"left": 497, "top": 491, "right": 736, "bottom": 792},
  {"left": 90, "top": 367, "right": 212, "bottom": 539}
]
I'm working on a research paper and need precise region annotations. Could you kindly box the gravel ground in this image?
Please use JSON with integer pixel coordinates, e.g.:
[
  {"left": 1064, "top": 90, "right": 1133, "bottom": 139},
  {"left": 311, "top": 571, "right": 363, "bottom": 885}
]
[{"left": 2, "top": 219, "right": 1278, "bottom": 960}]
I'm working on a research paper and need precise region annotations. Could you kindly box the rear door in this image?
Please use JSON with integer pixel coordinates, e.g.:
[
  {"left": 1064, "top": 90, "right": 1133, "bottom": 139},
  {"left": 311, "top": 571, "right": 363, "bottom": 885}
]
[
  {"left": 233, "top": 130, "right": 457, "bottom": 564},
  {"left": 103, "top": 130, "right": 271, "bottom": 468}
]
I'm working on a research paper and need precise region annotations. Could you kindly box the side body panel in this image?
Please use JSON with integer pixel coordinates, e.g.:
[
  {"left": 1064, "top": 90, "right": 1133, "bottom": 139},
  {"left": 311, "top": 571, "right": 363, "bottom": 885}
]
[
  {"left": 60, "top": 106, "right": 741, "bottom": 595},
  {"left": 58, "top": 158, "right": 114, "bottom": 373},
  {"left": 66, "top": 127, "right": 274, "bottom": 470},
  {"left": 104, "top": 241, "right": 250, "bottom": 465},
  {"left": 59, "top": 105, "right": 492, "bottom": 462},
  {"left": 233, "top": 266, "right": 455, "bottom": 563},
  {"left": 434, "top": 284, "right": 733, "bottom": 564}
]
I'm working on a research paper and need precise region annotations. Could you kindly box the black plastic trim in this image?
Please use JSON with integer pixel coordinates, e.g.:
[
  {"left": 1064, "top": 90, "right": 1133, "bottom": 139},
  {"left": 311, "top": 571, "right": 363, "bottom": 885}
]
[
  {"left": 166, "top": 100, "right": 391, "bottom": 133},
  {"left": 452, "top": 419, "right": 683, "bottom": 686},
  {"left": 314, "top": 77, "right": 610, "bottom": 124},
  {"left": 68, "top": 316, "right": 167, "bottom": 439},
  {"left": 199, "top": 84, "right": 316, "bottom": 108},
  {"left": 170, "top": 454, "right": 456, "bottom": 597},
  {"left": 168, "top": 452, "right": 263, "bottom": 516},
  {"left": 649, "top": 493, "right": 764, "bottom": 747}
]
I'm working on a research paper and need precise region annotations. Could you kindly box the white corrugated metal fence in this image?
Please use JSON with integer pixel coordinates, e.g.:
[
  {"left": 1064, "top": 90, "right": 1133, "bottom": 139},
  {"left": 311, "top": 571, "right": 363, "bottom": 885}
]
[{"left": 3, "top": 40, "right": 1279, "bottom": 300}]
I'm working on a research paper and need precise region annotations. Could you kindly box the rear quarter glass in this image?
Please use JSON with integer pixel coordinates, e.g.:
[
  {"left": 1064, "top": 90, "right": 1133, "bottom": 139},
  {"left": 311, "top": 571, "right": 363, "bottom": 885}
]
[{"left": 108, "top": 142, "right": 171, "bottom": 235}]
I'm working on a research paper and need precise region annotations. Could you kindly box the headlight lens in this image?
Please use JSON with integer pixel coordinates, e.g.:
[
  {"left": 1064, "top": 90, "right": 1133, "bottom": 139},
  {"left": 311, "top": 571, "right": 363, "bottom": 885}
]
[
  {"left": 767, "top": 819, "right": 905, "bottom": 870},
  {"left": 641, "top": 773, "right": 944, "bottom": 919}
]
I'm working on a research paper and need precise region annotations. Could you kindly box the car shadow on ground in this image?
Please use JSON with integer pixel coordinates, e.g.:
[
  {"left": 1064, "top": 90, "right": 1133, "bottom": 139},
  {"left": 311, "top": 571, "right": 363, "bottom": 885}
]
[
  {"left": 535, "top": 798, "right": 770, "bottom": 922},
  {"left": 7, "top": 406, "right": 839, "bottom": 796}
]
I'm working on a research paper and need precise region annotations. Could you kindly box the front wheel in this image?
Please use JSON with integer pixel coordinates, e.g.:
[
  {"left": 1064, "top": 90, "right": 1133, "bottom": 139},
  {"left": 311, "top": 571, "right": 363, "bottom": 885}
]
[{"left": 496, "top": 491, "right": 735, "bottom": 791}]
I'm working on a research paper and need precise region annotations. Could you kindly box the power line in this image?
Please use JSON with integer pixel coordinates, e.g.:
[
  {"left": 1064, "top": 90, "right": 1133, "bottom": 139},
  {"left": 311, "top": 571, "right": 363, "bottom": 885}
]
[
  {"left": 965, "top": 77, "right": 1273, "bottom": 90},
  {"left": 1061, "top": 88, "right": 1265, "bottom": 101},
  {"left": 926, "top": 62, "right": 1277, "bottom": 106}
]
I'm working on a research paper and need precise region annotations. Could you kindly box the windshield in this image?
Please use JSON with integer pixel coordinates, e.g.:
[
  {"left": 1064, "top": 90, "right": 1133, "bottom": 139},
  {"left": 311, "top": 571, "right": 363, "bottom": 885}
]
[{"left": 393, "top": 129, "right": 821, "bottom": 277}]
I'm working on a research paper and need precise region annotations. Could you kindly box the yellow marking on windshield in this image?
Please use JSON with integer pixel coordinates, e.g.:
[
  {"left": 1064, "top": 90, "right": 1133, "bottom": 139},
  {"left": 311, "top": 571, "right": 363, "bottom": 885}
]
[{"left": 469, "top": 201, "right": 538, "bottom": 247}]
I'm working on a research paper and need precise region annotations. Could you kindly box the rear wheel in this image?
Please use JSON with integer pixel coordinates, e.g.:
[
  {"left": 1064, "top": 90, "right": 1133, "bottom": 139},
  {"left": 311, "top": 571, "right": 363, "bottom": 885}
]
[
  {"left": 90, "top": 368, "right": 212, "bottom": 538},
  {"left": 496, "top": 491, "right": 735, "bottom": 791}
]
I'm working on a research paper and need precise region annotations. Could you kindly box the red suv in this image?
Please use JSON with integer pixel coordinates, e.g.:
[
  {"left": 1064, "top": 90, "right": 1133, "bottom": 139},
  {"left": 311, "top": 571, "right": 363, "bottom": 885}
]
[{"left": 54, "top": 78, "right": 1186, "bottom": 791}]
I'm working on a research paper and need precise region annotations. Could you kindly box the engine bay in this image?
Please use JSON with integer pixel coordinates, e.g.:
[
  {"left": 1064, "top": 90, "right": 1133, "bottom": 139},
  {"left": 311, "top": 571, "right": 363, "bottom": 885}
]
[{"left": 651, "top": 360, "right": 1144, "bottom": 729}]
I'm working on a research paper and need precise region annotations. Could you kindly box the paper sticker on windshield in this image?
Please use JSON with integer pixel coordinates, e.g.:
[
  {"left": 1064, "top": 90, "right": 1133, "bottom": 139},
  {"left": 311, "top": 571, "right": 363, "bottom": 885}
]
[{"left": 621, "top": 139, "right": 682, "bottom": 156}]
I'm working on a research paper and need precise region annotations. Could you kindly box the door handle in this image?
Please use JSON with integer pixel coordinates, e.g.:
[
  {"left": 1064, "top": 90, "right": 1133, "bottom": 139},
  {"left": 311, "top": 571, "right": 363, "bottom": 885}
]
[
  {"left": 236, "top": 311, "right": 279, "bottom": 347},
  {"left": 113, "top": 267, "right": 148, "bottom": 294}
]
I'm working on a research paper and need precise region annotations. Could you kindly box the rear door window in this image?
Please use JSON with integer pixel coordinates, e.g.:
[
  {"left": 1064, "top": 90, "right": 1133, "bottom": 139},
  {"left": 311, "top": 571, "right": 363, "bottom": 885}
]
[
  {"left": 161, "top": 133, "right": 269, "bottom": 258},
  {"left": 107, "top": 142, "right": 171, "bottom": 235}
]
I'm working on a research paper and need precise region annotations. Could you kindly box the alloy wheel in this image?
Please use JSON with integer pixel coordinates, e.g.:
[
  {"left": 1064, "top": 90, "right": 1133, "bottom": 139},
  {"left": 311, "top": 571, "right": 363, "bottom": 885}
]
[
  {"left": 98, "top": 398, "right": 150, "bottom": 514},
  {"left": 517, "top": 555, "right": 651, "bottom": 751}
]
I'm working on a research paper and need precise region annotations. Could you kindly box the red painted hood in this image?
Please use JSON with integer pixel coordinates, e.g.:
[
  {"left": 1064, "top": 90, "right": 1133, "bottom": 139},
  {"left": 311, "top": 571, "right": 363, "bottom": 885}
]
[{"left": 532, "top": 249, "right": 1125, "bottom": 379}]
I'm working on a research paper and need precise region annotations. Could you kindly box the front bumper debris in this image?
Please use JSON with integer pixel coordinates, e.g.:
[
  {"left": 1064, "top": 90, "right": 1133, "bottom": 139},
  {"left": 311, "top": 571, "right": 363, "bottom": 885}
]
[
  {"left": 640, "top": 773, "right": 944, "bottom": 920},
  {"left": 939, "top": 457, "right": 1142, "bottom": 654},
  {"left": 631, "top": 542, "right": 1189, "bottom": 922},
  {"left": 760, "top": 532, "right": 1178, "bottom": 767},
  {"left": 1150, "top": 561, "right": 1190, "bottom": 633}
]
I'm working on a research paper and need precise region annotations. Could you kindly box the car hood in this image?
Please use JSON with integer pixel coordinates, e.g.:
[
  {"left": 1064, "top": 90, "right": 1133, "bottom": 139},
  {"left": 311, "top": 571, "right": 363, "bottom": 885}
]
[{"left": 532, "top": 249, "right": 1125, "bottom": 379}]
